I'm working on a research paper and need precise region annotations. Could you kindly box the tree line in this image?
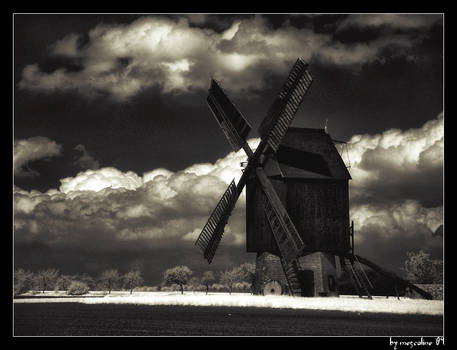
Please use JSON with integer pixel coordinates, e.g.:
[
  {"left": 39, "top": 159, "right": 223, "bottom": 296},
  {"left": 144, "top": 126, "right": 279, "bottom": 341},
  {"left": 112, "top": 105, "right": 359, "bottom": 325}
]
[
  {"left": 13, "top": 268, "right": 144, "bottom": 296},
  {"left": 162, "top": 263, "right": 255, "bottom": 295},
  {"left": 14, "top": 250, "right": 442, "bottom": 297},
  {"left": 13, "top": 263, "right": 256, "bottom": 297}
]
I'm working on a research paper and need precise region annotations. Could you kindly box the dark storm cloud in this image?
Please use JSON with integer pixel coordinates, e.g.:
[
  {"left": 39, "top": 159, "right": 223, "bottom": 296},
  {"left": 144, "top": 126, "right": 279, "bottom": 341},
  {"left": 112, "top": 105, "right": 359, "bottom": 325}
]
[{"left": 17, "top": 14, "right": 442, "bottom": 101}]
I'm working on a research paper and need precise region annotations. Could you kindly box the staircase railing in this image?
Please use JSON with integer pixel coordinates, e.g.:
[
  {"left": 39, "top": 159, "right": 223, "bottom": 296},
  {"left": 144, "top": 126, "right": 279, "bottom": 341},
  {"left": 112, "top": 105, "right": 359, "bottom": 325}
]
[{"left": 341, "top": 256, "right": 372, "bottom": 299}]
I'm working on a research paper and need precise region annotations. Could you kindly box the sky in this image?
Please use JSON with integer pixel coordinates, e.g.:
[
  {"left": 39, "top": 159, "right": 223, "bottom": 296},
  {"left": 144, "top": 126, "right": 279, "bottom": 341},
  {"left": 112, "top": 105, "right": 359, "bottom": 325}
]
[{"left": 13, "top": 13, "right": 444, "bottom": 285}]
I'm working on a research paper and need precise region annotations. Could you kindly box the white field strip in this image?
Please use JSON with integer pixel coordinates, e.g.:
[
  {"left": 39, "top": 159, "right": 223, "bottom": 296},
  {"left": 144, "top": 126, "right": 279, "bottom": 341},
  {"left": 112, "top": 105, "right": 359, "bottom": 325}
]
[{"left": 14, "top": 292, "right": 443, "bottom": 316}]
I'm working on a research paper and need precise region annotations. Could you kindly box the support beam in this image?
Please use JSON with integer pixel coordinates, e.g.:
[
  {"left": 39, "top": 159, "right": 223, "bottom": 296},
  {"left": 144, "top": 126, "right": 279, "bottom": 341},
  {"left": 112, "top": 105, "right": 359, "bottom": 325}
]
[{"left": 351, "top": 254, "right": 433, "bottom": 300}]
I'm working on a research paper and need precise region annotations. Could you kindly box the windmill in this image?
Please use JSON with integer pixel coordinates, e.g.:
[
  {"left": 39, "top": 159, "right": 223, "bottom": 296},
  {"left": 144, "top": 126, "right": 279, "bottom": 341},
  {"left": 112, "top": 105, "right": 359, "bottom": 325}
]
[{"left": 194, "top": 58, "right": 434, "bottom": 299}]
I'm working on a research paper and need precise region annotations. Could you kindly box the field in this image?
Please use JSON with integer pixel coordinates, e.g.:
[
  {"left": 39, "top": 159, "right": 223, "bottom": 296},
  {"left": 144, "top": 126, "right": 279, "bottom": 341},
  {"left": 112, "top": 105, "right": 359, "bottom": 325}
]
[{"left": 13, "top": 292, "right": 444, "bottom": 336}]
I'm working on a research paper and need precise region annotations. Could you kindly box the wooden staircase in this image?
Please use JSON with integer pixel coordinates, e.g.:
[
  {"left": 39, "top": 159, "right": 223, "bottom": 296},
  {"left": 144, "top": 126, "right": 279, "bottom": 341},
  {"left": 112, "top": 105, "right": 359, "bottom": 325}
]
[
  {"left": 353, "top": 254, "right": 433, "bottom": 300},
  {"left": 260, "top": 182, "right": 304, "bottom": 267},
  {"left": 261, "top": 190, "right": 304, "bottom": 296},
  {"left": 341, "top": 256, "right": 373, "bottom": 299},
  {"left": 281, "top": 259, "right": 302, "bottom": 296}
]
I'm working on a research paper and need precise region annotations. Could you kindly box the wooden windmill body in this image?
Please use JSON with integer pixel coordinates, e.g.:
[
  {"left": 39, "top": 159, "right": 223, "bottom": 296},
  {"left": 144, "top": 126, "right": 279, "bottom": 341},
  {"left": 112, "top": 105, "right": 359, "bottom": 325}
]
[
  {"left": 194, "top": 58, "right": 434, "bottom": 299},
  {"left": 247, "top": 128, "right": 352, "bottom": 296}
]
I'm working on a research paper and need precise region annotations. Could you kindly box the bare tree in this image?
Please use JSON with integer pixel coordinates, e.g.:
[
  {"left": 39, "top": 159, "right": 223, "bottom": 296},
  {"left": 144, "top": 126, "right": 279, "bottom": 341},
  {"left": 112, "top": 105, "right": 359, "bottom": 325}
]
[
  {"left": 67, "top": 281, "right": 90, "bottom": 295},
  {"left": 220, "top": 268, "right": 238, "bottom": 295},
  {"left": 188, "top": 277, "right": 202, "bottom": 291},
  {"left": 235, "top": 263, "right": 256, "bottom": 293},
  {"left": 14, "top": 269, "right": 34, "bottom": 296},
  {"left": 34, "top": 269, "right": 59, "bottom": 293},
  {"left": 201, "top": 271, "right": 216, "bottom": 295},
  {"left": 100, "top": 269, "right": 120, "bottom": 294},
  {"left": 123, "top": 270, "right": 143, "bottom": 294},
  {"left": 54, "top": 275, "right": 73, "bottom": 292},
  {"left": 403, "top": 250, "right": 443, "bottom": 284},
  {"left": 163, "top": 266, "right": 192, "bottom": 294},
  {"left": 76, "top": 274, "right": 96, "bottom": 291}
]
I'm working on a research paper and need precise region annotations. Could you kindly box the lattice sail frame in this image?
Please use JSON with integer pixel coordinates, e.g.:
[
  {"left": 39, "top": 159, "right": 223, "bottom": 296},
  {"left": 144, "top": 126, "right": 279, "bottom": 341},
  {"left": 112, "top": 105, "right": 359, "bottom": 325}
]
[
  {"left": 258, "top": 58, "right": 313, "bottom": 151},
  {"left": 207, "top": 79, "right": 252, "bottom": 151},
  {"left": 195, "top": 180, "right": 237, "bottom": 263}
]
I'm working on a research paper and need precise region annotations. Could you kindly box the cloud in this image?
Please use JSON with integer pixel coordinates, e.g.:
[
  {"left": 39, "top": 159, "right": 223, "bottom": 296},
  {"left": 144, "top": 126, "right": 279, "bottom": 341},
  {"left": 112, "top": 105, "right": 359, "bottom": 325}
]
[
  {"left": 337, "top": 14, "right": 442, "bottom": 30},
  {"left": 339, "top": 112, "right": 443, "bottom": 207},
  {"left": 59, "top": 167, "right": 142, "bottom": 194},
  {"left": 14, "top": 136, "right": 62, "bottom": 177},
  {"left": 433, "top": 224, "right": 443, "bottom": 238},
  {"left": 351, "top": 200, "right": 443, "bottom": 243},
  {"left": 51, "top": 33, "right": 81, "bottom": 56},
  {"left": 349, "top": 199, "right": 443, "bottom": 272},
  {"left": 336, "top": 112, "right": 444, "bottom": 269},
  {"left": 14, "top": 138, "right": 259, "bottom": 251},
  {"left": 185, "top": 14, "right": 209, "bottom": 25},
  {"left": 18, "top": 14, "right": 440, "bottom": 100},
  {"left": 13, "top": 116, "right": 443, "bottom": 279},
  {"left": 73, "top": 144, "right": 100, "bottom": 170},
  {"left": 13, "top": 145, "right": 253, "bottom": 279},
  {"left": 317, "top": 34, "right": 418, "bottom": 65}
]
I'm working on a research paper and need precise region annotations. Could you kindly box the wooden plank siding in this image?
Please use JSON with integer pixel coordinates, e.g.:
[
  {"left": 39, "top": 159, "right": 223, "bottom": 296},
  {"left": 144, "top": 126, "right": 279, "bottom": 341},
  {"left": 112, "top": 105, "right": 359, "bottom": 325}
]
[
  {"left": 246, "top": 174, "right": 281, "bottom": 255},
  {"left": 246, "top": 177, "right": 350, "bottom": 254},
  {"left": 246, "top": 127, "right": 351, "bottom": 255},
  {"left": 287, "top": 179, "right": 350, "bottom": 253}
]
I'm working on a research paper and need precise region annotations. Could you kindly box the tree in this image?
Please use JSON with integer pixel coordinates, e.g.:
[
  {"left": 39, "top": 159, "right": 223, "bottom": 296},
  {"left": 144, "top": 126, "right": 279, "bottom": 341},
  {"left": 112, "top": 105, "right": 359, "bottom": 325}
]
[
  {"left": 14, "top": 269, "right": 34, "bottom": 296},
  {"left": 188, "top": 277, "right": 202, "bottom": 291},
  {"left": 100, "top": 269, "right": 120, "bottom": 294},
  {"left": 67, "top": 281, "right": 90, "bottom": 295},
  {"left": 220, "top": 268, "right": 238, "bottom": 295},
  {"left": 123, "top": 270, "right": 143, "bottom": 294},
  {"left": 34, "top": 269, "right": 59, "bottom": 293},
  {"left": 403, "top": 250, "right": 443, "bottom": 284},
  {"left": 54, "top": 275, "right": 73, "bottom": 292},
  {"left": 74, "top": 274, "right": 96, "bottom": 291},
  {"left": 163, "top": 266, "right": 192, "bottom": 294},
  {"left": 235, "top": 263, "right": 256, "bottom": 293},
  {"left": 201, "top": 271, "right": 216, "bottom": 295}
]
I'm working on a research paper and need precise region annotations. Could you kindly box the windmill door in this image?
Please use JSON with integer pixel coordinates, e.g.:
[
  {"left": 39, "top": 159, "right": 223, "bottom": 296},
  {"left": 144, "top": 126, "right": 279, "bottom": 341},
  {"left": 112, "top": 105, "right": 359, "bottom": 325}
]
[{"left": 297, "top": 270, "right": 314, "bottom": 297}]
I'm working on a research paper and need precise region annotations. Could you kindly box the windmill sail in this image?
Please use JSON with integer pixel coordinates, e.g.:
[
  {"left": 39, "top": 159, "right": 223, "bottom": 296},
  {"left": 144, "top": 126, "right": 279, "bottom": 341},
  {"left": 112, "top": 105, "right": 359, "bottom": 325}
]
[
  {"left": 207, "top": 79, "right": 252, "bottom": 152},
  {"left": 256, "top": 168, "right": 306, "bottom": 265},
  {"left": 195, "top": 180, "right": 238, "bottom": 263},
  {"left": 258, "top": 58, "right": 313, "bottom": 152}
]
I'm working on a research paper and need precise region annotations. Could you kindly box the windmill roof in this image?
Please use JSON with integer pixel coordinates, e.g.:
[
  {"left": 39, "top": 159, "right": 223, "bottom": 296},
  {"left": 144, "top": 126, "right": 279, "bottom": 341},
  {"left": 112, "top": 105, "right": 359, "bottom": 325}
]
[{"left": 264, "top": 127, "right": 352, "bottom": 180}]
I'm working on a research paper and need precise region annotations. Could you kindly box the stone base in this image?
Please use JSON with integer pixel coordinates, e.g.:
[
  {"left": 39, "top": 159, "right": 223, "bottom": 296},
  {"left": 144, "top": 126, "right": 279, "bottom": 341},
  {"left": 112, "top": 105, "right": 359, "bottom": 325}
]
[
  {"left": 253, "top": 252, "right": 288, "bottom": 295},
  {"left": 296, "top": 251, "right": 340, "bottom": 297},
  {"left": 254, "top": 251, "right": 341, "bottom": 297}
]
